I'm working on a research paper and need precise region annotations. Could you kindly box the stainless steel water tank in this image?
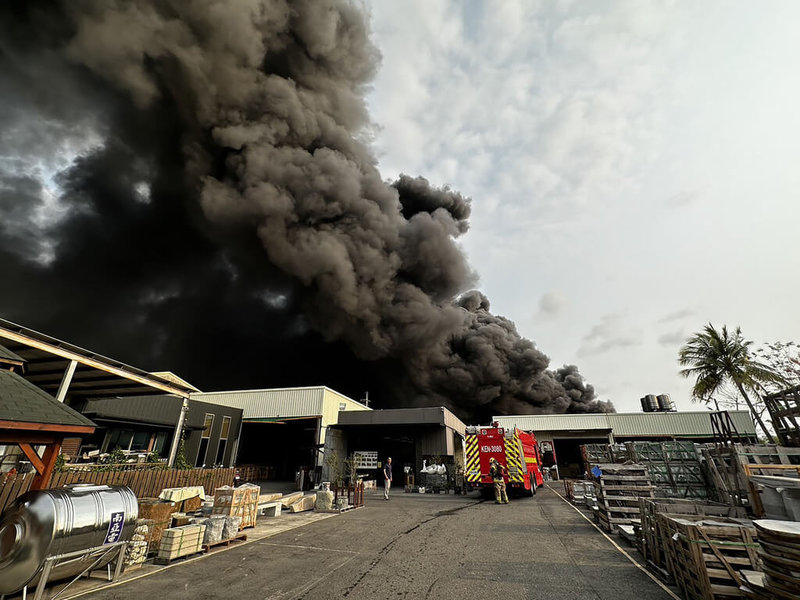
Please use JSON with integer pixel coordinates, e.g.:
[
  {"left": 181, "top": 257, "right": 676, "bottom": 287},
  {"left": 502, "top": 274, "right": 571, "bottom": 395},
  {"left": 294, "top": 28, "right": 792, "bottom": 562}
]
[
  {"left": 644, "top": 394, "right": 658, "bottom": 411},
  {"left": 0, "top": 484, "right": 138, "bottom": 594},
  {"left": 657, "top": 394, "right": 674, "bottom": 411},
  {"left": 640, "top": 397, "right": 650, "bottom": 412}
]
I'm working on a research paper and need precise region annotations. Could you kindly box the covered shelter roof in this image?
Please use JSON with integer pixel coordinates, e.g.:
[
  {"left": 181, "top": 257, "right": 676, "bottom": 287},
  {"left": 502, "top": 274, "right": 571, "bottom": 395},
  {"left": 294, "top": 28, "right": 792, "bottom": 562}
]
[
  {"left": 335, "top": 407, "right": 467, "bottom": 436},
  {"left": 0, "top": 369, "right": 95, "bottom": 433},
  {"left": 0, "top": 318, "right": 196, "bottom": 400}
]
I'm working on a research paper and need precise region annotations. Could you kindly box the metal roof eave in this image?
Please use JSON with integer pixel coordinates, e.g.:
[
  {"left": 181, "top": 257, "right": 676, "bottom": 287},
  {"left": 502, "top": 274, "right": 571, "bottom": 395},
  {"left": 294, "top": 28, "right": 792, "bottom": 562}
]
[{"left": 0, "top": 318, "right": 194, "bottom": 399}]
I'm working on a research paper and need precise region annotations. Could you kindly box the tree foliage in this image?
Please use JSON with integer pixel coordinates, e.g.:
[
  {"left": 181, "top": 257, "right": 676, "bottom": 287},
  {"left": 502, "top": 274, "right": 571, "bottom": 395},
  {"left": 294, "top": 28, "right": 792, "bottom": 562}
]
[
  {"left": 678, "top": 323, "right": 786, "bottom": 442},
  {"left": 752, "top": 341, "right": 800, "bottom": 392}
]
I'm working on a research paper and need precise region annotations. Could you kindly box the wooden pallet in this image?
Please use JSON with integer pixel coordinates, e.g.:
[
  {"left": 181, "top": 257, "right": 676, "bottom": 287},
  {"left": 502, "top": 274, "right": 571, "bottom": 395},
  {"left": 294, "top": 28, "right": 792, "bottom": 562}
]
[
  {"left": 638, "top": 498, "right": 746, "bottom": 573},
  {"left": 154, "top": 549, "right": 207, "bottom": 565},
  {"left": 202, "top": 532, "right": 247, "bottom": 552},
  {"left": 659, "top": 514, "right": 758, "bottom": 600},
  {"left": 702, "top": 444, "right": 800, "bottom": 510},
  {"left": 593, "top": 464, "right": 654, "bottom": 532}
]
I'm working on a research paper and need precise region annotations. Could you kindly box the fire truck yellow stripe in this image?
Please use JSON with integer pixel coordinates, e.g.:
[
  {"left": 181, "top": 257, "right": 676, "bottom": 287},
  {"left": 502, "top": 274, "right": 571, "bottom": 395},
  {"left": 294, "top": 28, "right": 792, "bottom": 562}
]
[
  {"left": 505, "top": 437, "right": 524, "bottom": 482},
  {"left": 465, "top": 435, "right": 480, "bottom": 482}
]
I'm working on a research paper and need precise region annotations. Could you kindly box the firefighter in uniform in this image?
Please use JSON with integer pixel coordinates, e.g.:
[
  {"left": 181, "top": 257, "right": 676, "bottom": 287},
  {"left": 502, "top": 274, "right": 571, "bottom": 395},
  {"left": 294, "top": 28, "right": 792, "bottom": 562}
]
[{"left": 489, "top": 458, "right": 509, "bottom": 504}]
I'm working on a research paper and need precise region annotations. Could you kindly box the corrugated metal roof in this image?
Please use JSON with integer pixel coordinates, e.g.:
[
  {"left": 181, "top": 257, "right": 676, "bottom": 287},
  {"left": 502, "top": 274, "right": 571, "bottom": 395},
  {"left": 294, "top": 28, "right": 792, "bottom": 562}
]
[
  {"left": 494, "top": 414, "right": 613, "bottom": 432},
  {"left": 193, "top": 387, "right": 369, "bottom": 427},
  {"left": 192, "top": 387, "right": 325, "bottom": 420},
  {"left": 493, "top": 410, "right": 757, "bottom": 437}
]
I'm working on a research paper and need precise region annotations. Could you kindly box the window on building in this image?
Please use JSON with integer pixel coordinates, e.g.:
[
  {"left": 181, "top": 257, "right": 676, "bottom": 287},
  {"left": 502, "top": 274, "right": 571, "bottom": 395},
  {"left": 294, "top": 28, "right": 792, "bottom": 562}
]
[
  {"left": 105, "top": 429, "right": 134, "bottom": 453},
  {"left": 215, "top": 416, "right": 232, "bottom": 465},
  {"left": 195, "top": 413, "right": 214, "bottom": 467},
  {"left": 153, "top": 432, "right": 169, "bottom": 456},
  {"left": 131, "top": 430, "right": 150, "bottom": 452}
]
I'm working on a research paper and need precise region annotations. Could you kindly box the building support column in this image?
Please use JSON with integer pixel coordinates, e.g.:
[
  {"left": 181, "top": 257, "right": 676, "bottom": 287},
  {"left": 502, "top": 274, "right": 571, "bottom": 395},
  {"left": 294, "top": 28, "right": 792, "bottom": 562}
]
[
  {"left": 24, "top": 440, "right": 63, "bottom": 491},
  {"left": 167, "top": 398, "right": 189, "bottom": 467},
  {"left": 55, "top": 360, "right": 78, "bottom": 403}
]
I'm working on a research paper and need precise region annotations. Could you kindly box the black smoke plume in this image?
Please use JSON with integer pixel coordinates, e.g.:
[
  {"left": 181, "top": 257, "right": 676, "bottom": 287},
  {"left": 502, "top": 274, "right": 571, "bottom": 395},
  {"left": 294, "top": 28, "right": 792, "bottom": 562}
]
[{"left": 0, "top": 0, "right": 613, "bottom": 422}]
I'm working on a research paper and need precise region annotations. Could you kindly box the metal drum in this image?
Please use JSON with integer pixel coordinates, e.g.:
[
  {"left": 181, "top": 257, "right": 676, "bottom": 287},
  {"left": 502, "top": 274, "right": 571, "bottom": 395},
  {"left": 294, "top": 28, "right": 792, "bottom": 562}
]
[{"left": 0, "top": 484, "right": 138, "bottom": 594}]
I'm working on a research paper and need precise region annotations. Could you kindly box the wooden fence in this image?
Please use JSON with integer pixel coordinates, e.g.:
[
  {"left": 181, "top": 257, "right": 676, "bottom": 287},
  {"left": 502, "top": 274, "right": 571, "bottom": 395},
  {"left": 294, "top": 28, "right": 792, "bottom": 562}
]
[{"left": 0, "top": 467, "right": 235, "bottom": 515}]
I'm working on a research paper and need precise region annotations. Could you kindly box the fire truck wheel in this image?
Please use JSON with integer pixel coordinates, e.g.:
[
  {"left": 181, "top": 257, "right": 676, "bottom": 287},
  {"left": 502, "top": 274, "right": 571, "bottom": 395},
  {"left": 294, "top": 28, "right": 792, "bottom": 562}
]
[{"left": 530, "top": 473, "right": 537, "bottom": 495}]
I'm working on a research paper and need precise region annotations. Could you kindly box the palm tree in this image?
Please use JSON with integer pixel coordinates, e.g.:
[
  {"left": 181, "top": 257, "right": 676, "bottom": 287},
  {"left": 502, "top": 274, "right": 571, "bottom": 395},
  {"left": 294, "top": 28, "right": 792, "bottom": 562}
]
[{"left": 678, "top": 324, "right": 785, "bottom": 443}]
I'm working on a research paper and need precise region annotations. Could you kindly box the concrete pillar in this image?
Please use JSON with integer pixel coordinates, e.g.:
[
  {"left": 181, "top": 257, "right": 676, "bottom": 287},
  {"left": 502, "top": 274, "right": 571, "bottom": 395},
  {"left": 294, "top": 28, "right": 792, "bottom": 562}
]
[{"left": 167, "top": 398, "right": 189, "bottom": 467}]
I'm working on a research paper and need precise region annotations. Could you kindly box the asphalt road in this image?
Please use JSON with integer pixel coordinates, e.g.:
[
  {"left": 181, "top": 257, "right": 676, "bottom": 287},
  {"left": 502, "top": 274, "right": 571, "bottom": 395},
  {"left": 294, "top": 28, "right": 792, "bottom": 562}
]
[{"left": 84, "top": 484, "right": 676, "bottom": 600}]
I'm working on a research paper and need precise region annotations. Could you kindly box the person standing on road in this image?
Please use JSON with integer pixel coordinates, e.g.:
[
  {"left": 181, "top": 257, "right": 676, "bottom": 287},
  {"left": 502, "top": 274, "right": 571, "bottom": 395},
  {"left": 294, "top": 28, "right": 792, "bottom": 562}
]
[
  {"left": 490, "top": 458, "right": 509, "bottom": 504},
  {"left": 383, "top": 457, "right": 392, "bottom": 500}
]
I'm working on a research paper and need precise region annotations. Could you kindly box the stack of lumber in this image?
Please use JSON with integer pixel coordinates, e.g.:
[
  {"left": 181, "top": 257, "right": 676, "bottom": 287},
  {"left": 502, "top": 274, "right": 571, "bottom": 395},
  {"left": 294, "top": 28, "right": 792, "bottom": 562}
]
[
  {"left": 137, "top": 499, "right": 178, "bottom": 551},
  {"left": 156, "top": 523, "right": 206, "bottom": 564},
  {"left": 658, "top": 514, "right": 758, "bottom": 600},
  {"left": 638, "top": 498, "right": 746, "bottom": 576},
  {"left": 592, "top": 464, "right": 654, "bottom": 532},
  {"left": 744, "top": 520, "right": 800, "bottom": 599},
  {"left": 212, "top": 485, "right": 259, "bottom": 529}
]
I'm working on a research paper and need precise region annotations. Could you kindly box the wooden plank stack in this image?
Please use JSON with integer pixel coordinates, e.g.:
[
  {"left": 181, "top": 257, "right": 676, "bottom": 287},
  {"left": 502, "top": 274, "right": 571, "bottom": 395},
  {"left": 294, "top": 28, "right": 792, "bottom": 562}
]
[
  {"left": 156, "top": 523, "right": 206, "bottom": 564},
  {"left": 658, "top": 515, "right": 759, "bottom": 600},
  {"left": 592, "top": 464, "right": 654, "bottom": 532},
  {"left": 212, "top": 485, "right": 259, "bottom": 529},
  {"left": 638, "top": 499, "right": 746, "bottom": 576},
  {"left": 750, "top": 520, "right": 800, "bottom": 599}
]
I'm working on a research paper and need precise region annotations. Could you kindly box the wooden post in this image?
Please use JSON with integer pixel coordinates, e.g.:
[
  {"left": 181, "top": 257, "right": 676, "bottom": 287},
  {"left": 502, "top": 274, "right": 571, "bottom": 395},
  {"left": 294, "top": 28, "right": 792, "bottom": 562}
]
[{"left": 30, "top": 440, "right": 62, "bottom": 491}]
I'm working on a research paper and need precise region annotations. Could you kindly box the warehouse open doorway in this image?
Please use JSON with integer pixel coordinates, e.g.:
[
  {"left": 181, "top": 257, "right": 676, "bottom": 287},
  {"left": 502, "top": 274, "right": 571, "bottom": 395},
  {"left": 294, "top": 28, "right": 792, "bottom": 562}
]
[
  {"left": 237, "top": 417, "right": 320, "bottom": 480},
  {"left": 552, "top": 437, "right": 609, "bottom": 478}
]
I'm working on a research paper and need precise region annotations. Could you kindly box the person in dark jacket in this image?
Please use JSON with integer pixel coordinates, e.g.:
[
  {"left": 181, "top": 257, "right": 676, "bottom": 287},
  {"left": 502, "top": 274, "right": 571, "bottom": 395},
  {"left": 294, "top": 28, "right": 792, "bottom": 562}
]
[
  {"left": 490, "top": 458, "right": 509, "bottom": 504},
  {"left": 383, "top": 457, "right": 392, "bottom": 500}
]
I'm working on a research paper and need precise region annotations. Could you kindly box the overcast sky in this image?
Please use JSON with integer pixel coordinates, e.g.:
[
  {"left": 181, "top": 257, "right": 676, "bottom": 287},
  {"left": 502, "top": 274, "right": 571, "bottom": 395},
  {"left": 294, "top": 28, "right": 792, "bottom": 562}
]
[{"left": 365, "top": 1, "right": 800, "bottom": 413}]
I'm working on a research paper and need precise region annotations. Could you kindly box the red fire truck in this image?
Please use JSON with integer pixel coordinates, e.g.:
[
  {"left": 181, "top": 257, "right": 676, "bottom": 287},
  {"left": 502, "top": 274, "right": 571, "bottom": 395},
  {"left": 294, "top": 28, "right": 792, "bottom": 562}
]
[{"left": 464, "top": 424, "right": 544, "bottom": 496}]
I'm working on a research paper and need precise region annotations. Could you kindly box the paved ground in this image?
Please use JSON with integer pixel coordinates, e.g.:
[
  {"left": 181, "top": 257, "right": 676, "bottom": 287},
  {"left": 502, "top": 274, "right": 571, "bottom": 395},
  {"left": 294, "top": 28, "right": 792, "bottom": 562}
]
[{"left": 62, "top": 483, "right": 677, "bottom": 600}]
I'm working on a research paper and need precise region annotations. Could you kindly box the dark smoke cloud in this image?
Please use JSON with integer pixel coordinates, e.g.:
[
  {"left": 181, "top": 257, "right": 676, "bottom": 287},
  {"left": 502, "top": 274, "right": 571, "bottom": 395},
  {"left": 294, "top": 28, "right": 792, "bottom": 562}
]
[{"left": 0, "top": 0, "right": 612, "bottom": 422}]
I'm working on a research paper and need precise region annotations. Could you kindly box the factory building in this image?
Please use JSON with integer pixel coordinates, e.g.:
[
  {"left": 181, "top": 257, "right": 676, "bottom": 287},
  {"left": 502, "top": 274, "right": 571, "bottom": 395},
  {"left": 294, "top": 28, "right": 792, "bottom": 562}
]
[
  {"left": 326, "top": 407, "right": 467, "bottom": 483},
  {"left": 493, "top": 410, "right": 758, "bottom": 477},
  {"left": 74, "top": 395, "right": 242, "bottom": 467},
  {"left": 192, "top": 386, "right": 370, "bottom": 480}
]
